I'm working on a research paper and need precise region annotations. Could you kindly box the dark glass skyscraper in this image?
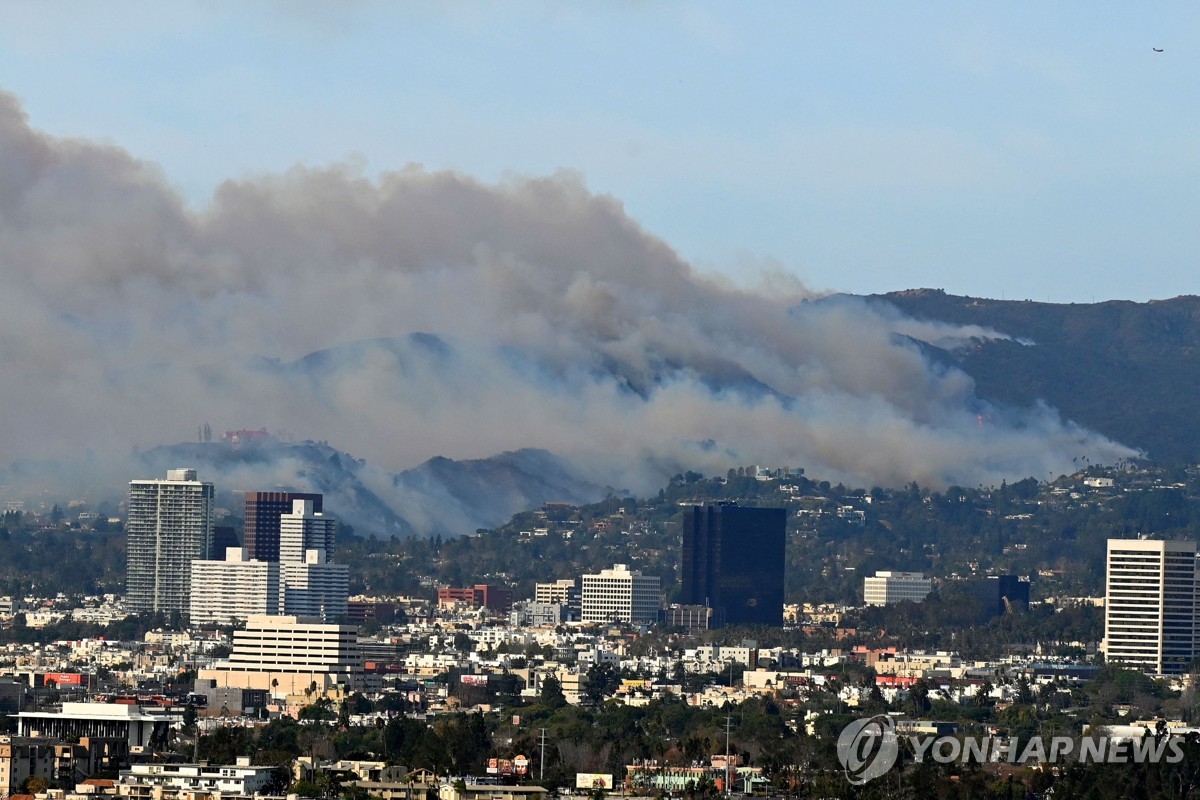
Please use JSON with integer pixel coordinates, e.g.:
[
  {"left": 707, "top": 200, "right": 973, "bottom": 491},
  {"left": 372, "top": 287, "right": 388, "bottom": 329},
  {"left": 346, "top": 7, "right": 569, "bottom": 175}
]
[
  {"left": 243, "top": 491, "right": 323, "bottom": 562},
  {"left": 681, "top": 503, "right": 786, "bottom": 626}
]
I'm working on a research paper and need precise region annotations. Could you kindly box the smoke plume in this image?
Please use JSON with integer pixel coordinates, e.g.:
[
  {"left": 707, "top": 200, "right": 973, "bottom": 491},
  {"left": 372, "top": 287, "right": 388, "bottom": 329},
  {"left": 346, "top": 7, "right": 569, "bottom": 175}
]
[{"left": 0, "top": 89, "right": 1134, "bottom": 514}]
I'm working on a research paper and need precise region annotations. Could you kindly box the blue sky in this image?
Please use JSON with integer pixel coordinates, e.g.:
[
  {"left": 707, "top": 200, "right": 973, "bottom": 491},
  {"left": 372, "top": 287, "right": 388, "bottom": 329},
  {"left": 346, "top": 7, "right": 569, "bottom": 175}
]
[{"left": 1, "top": 1, "right": 1196, "bottom": 302}]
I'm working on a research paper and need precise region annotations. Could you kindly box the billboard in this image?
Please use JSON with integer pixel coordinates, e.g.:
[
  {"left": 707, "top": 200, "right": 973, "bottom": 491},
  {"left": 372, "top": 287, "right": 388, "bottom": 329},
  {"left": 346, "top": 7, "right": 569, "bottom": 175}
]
[
  {"left": 576, "top": 774, "right": 615, "bottom": 790},
  {"left": 42, "top": 673, "right": 85, "bottom": 687},
  {"left": 460, "top": 674, "right": 489, "bottom": 687}
]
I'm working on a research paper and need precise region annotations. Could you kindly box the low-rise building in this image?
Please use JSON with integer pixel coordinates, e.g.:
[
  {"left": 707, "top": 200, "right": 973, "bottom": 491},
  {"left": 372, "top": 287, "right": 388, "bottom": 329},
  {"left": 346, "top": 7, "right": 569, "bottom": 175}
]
[
  {"left": 118, "top": 759, "right": 276, "bottom": 799},
  {"left": 17, "top": 703, "right": 175, "bottom": 752}
]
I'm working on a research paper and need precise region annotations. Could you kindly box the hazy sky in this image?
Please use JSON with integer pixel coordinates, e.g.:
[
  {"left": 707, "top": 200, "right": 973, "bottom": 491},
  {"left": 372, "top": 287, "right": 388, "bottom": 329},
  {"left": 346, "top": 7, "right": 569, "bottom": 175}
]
[{"left": 1, "top": 2, "right": 1196, "bottom": 303}]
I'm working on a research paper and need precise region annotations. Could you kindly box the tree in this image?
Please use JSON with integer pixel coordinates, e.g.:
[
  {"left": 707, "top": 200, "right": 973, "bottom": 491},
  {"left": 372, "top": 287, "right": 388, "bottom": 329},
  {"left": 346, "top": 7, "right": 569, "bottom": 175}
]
[
  {"left": 585, "top": 662, "right": 621, "bottom": 705},
  {"left": 908, "top": 679, "right": 931, "bottom": 717},
  {"left": 540, "top": 675, "right": 567, "bottom": 709},
  {"left": 291, "top": 779, "right": 322, "bottom": 798},
  {"left": 23, "top": 777, "right": 49, "bottom": 794},
  {"left": 299, "top": 697, "right": 336, "bottom": 724},
  {"left": 183, "top": 703, "right": 198, "bottom": 732}
]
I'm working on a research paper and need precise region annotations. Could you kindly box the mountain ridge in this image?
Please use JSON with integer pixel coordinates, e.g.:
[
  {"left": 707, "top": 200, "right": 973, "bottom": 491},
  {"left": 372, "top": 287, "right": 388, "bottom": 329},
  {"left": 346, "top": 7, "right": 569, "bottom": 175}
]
[{"left": 871, "top": 289, "right": 1200, "bottom": 462}]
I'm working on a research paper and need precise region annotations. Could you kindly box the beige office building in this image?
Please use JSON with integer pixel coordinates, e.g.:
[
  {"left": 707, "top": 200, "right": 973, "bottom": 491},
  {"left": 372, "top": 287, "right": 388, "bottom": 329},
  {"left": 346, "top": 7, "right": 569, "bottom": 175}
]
[{"left": 197, "top": 615, "right": 364, "bottom": 696}]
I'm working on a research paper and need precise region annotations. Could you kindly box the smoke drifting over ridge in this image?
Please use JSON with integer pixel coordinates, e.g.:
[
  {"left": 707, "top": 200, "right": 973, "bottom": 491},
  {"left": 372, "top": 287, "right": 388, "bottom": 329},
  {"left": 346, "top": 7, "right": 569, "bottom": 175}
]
[{"left": 0, "top": 90, "right": 1134, "bottom": 504}]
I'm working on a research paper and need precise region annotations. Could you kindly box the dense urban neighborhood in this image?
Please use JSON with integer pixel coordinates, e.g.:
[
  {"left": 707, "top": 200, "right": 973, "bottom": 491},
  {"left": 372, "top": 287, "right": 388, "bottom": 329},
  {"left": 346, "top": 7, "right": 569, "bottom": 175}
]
[
  {"left": 4, "top": 2, "right": 1198, "bottom": 796},
  {"left": 0, "top": 456, "right": 1199, "bottom": 798}
]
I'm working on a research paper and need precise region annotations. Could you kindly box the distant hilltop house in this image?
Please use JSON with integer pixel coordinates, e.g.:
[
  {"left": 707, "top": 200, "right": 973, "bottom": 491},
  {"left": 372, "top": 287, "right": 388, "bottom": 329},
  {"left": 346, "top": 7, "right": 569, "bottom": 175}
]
[{"left": 223, "top": 428, "right": 273, "bottom": 446}]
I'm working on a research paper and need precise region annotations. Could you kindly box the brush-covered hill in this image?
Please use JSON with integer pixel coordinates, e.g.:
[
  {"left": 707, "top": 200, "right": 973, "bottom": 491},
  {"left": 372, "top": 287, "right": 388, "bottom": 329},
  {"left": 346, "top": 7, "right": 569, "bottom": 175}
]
[{"left": 870, "top": 290, "right": 1200, "bottom": 463}]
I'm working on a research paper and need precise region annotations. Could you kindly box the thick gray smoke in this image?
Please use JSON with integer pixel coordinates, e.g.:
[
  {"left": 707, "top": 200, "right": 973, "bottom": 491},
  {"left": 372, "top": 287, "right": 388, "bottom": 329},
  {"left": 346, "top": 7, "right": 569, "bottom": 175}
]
[{"left": 0, "top": 90, "right": 1135, "bottom": 508}]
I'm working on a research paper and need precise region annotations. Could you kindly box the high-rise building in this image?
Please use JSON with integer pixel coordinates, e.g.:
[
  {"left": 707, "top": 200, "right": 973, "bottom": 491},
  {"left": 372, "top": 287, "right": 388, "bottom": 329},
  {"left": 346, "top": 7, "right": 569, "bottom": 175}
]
[
  {"left": 242, "top": 492, "right": 323, "bottom": 562},
  {"left": 281, "top": 556, "right": 349, "bottom": 619},
  {"left": 278, "top": 499, "right": 347, "bottom": 619},
  {"left": 863, "top": 571, "right": 932, "bottom": 606},
  {"left": 126, "top": 469, "right": 215, "bottom": 615},
  {"left": 681, "top": 504, "right": 787, "bottom": 626},
  {"left": 211, "top": 526, "right": 240, "bottom": 555},
  {"left": 190, "top": 548, "right": 280, "bottom": 626},
  {"left": 279, "top": 499, "right": 337, "bottom": 563},
  {"left": 191, "top": 499, "right": 346, "bottom": 623},
  {"left": 1104, "top": 539, "right": 1199, "bottom": 675},
  {"left": 580, "top": 564, "right": 660, "bottom": 624},
  {"left": 964, "top": 575, "right": 1030, "bottom": 620}
]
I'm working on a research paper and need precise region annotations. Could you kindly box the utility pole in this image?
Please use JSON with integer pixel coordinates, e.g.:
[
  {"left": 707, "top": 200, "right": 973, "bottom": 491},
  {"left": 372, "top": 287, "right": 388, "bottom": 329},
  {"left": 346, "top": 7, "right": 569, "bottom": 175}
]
[
  {"left": 539, "top": 727, "right": 548, "bottom": 782},
  {"left": 724, "top": 714, "right": 732, "bottom": 798}
]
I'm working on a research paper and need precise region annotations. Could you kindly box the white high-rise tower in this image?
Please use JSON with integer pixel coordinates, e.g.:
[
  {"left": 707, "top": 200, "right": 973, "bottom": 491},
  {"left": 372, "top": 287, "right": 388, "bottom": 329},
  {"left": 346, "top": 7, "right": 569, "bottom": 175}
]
[
  {"left": 279, "top": 499, "right": 348, "bottom": 620},
  {"left": 1103, "top": 538, "right": 1199, "bottom": 675},
  {"left": 580, "top": 564, "right": 660, "bottom": 624},
  {"left": 279, "top": 499, "right": 337, "bottom": 563}
]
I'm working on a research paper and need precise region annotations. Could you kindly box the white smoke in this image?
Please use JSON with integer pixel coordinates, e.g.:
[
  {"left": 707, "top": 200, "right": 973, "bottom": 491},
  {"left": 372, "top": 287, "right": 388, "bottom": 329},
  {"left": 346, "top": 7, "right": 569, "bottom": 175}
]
[{"left": 0, "top": 89, "right": 1134, "bottom": 505}]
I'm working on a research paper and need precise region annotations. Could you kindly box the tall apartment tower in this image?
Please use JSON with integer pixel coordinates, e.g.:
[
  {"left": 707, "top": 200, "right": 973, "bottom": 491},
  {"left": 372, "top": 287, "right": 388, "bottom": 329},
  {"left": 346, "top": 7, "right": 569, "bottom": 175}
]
[
  {"left": 1104, "top": 538, "right": 1200, "bottom": 675},
  {"left": 190, "top": 548, "right": 281, "bottom": 626},
  {"left": 242, "top": 492, "right": 323, "bottom": 562},
  {"left": 681, "top": 504, "right": 787, "bottom": 626},
  {"left": 126, "top": 469, "right": 215, "bottom": 615}
]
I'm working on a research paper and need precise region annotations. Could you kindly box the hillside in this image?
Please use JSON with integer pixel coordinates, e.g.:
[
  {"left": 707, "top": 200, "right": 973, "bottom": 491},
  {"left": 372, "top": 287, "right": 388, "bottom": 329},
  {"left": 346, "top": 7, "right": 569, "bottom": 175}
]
[{"left": 871, "top": 290, "right": 1200, "bottom": 463}]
